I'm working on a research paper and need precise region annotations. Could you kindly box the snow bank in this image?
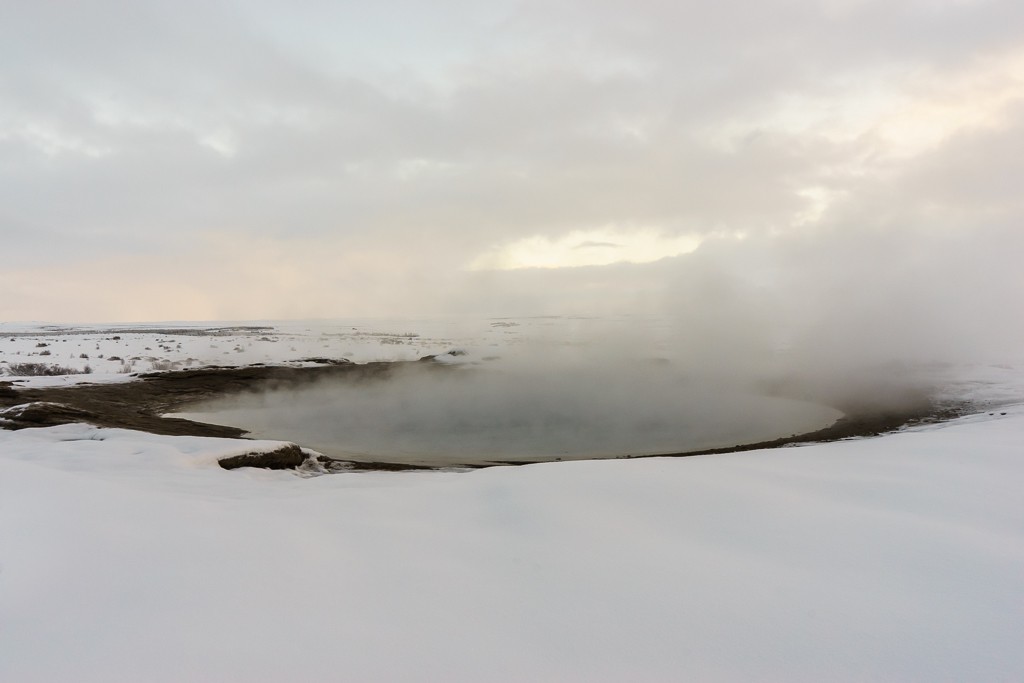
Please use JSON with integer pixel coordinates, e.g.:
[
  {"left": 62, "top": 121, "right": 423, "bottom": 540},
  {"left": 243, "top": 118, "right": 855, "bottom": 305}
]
[
  {"left": 2, "top": 408, "right": 1022, "bottom": 681},
  {"left": 0, "top": 422, "right": 309, "bottom": 470}
]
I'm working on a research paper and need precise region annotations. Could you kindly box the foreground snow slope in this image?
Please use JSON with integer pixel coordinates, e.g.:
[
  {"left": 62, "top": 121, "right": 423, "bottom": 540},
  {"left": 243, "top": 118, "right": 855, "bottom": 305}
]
[{"left": 2, "top": 409, "right": 1022, "bottom": 682}]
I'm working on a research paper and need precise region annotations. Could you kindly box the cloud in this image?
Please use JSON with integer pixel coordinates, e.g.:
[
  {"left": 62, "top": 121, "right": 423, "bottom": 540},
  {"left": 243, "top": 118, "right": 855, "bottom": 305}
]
[{"left": 0, "top": 0, "right": 1021, "bottom": 379}]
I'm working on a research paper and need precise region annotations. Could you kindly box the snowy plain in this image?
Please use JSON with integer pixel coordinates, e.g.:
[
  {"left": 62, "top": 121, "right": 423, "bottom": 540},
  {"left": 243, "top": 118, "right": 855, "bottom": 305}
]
[
  {"left": 1, "top": 319, "right": 1023, "bottom": 681},
  {"left": 0, "top": 318, "right": 483, "bottom": 387}
]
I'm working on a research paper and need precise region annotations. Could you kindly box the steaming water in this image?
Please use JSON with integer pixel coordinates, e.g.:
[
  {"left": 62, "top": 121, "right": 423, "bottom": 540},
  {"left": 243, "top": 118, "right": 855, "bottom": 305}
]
[{"left": 174, "top": 363, "right": 842, "bottom": 466}]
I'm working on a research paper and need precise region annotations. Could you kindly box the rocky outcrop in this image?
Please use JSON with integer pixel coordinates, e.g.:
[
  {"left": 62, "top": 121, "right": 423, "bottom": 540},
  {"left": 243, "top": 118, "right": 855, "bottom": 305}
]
[
  {"left": 0, "top": 402, "right": 100, "bottom": 429},
  {"left": 218, "top": 444, "right": 308, "bottom": 470}
]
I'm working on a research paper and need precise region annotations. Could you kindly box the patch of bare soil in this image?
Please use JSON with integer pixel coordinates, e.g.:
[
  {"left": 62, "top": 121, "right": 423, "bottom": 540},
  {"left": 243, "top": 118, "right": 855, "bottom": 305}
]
[{"left": 1, "top": 361, "right": 412, "bottom": 435}]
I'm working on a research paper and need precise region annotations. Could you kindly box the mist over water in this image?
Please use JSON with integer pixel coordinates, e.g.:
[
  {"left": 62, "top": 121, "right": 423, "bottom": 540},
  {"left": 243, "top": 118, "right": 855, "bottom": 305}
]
[
  {"left": 179, "top": 348, "right": 844, "bottom": 465},
  {"left": 170, "top": 250, "right": 1024, "bottom": 466}
]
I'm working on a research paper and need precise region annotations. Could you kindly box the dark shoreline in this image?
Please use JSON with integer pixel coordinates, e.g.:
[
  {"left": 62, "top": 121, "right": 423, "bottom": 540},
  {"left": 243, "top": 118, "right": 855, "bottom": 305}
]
[{"left": 0, "top": 360, "right": 970, "bottom": 471}]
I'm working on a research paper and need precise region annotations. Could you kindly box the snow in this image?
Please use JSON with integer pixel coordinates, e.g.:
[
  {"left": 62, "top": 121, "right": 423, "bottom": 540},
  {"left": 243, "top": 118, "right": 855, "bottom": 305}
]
[
  {"left": 0, "top": 319, "right": 482, "bottom": 388},
  {"left": 2, "top": 407, "right": 1023, "bottom": 681},
  {"left": 0, "top": 316, "right": 693, "bottom": 387},
  {"left": 3, "top": 319, "right": 1023, "bottom": 680}
]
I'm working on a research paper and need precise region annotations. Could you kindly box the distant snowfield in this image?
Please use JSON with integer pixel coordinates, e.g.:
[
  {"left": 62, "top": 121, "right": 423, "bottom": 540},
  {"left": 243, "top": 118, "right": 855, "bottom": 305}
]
[
  {"left": 2, "top": 320, "right": 1023, "bottom": 681},
  {"left": 0, "top": 318, "right": 479, "bottom": 387}
]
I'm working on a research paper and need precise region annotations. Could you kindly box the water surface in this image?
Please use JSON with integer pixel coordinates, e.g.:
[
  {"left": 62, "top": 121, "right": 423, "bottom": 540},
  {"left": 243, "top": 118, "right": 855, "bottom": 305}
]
[{"left": 173, "top": 363, "right": 842, "bottom": 466}]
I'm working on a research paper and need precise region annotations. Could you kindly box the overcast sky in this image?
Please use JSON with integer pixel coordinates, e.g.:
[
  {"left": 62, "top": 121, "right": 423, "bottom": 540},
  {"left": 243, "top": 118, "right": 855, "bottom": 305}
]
[{"left": 2, "top": 0, "right": 1022, "bottom": 356}]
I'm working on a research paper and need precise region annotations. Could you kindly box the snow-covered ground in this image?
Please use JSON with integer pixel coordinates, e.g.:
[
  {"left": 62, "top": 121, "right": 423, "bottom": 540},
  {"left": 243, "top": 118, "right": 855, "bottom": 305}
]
[
  {"left": 0, "top": 317, "right": 683, "bottom": 395},
  {"left": 1, "top": 407, "right": 1022, "bottom": 681},
  {"left": 2, "top": 319, "right": 1023, "bottom": 680},
  {"left": 0, "top": 319, "right": 484, "bottom": 387}
]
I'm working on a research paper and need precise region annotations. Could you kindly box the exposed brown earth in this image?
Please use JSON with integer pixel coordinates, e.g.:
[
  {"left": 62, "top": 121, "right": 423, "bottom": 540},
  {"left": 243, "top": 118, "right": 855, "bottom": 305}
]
[{"left": 0, "top": 361, "right": 419, "bottom": 437}]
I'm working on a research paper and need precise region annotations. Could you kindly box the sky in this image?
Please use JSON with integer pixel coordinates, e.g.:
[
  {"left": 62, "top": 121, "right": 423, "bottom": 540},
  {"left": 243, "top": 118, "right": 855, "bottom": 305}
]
[{"left": 2, "top": 0, "right": 1022, "bottom": 358}]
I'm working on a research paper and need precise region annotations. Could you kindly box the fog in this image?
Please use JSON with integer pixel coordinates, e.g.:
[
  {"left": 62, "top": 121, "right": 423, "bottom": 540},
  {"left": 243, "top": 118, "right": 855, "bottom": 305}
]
[
  {"left": 5, "top": 1, "right": 1023, "bottom": 459},
  {"left": 178, "top": 357, "right": 844, "bottom": 465},
  {"left": 173, "top": 208, "right": 1023, "bottom": 464},
  {"left": 174, "top": 199, "right": 1023, "bottom": 464}
]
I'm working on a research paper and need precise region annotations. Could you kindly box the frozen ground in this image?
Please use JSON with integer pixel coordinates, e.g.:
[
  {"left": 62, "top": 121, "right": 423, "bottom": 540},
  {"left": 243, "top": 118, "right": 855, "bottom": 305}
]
[
  {"left": 1, "top": 407, "right": 1022, "bottom": 681},
  {"left": 0, "top": 319, "right": 487, "bottom": 388},
  {"left": 2, "top": 319, "right": 1023, "bottom": 680}
]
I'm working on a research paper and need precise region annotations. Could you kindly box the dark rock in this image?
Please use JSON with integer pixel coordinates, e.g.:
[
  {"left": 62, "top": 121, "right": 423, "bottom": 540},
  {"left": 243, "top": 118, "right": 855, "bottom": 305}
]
[
  {"left": 0, "top": 402, "right": 100, "bottom": 429},
  {"left": 419, "top": 349, "right": 468, "bottom": 362},
  {"left": 219, "top": 444, "right": 307, "bottom": 470}
]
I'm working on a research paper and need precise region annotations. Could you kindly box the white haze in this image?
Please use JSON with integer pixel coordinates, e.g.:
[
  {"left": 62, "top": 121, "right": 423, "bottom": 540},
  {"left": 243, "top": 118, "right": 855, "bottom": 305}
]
[
  {"left": 167, "top": 309, "right": 997, "bottom": 466},
  {"left": 181, "top": 211, "right": 1024, "bottom": 461},
  {"left": 177, "top": 359, "right": 844, "bottom": 465},
  {"left": 3, "top": 0, "right": 1023, "bottom": 461}
]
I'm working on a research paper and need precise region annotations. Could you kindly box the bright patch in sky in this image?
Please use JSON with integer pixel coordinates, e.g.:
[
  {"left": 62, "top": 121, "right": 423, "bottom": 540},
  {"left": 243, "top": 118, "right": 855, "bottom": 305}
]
[
  {"left": 468, "top": 228, "right": 702, "bottom": 270},
  {"left": 199, "top": 130, "right": 238, "bottom": 158},
  {"left": 708, "top": 47, "right": 1024, "bottom": 160},
  {"left": 12, "top": 123, "right": 111, "bottom": 158},
  {"left": 876, "top": 50, "right": 1024, "bottom": 156},
  {"left": 794, "top": 186, "right": 844, "bottom": 226}
]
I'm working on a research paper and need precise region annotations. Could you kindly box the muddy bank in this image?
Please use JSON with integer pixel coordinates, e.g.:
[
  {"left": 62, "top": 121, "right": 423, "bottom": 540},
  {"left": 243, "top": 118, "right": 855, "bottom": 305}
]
[
  {"left": 0, "top": 360, "right": 966, "bottom": 471},
  {"left": 0, "top": 361, "right": 438, "bottom": 437},
  {"left": 484, "top": 399, "right": 964, "bottom": 467},
  {"left": 0, "top": 361, "right": 457, "bottom": 470}
]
